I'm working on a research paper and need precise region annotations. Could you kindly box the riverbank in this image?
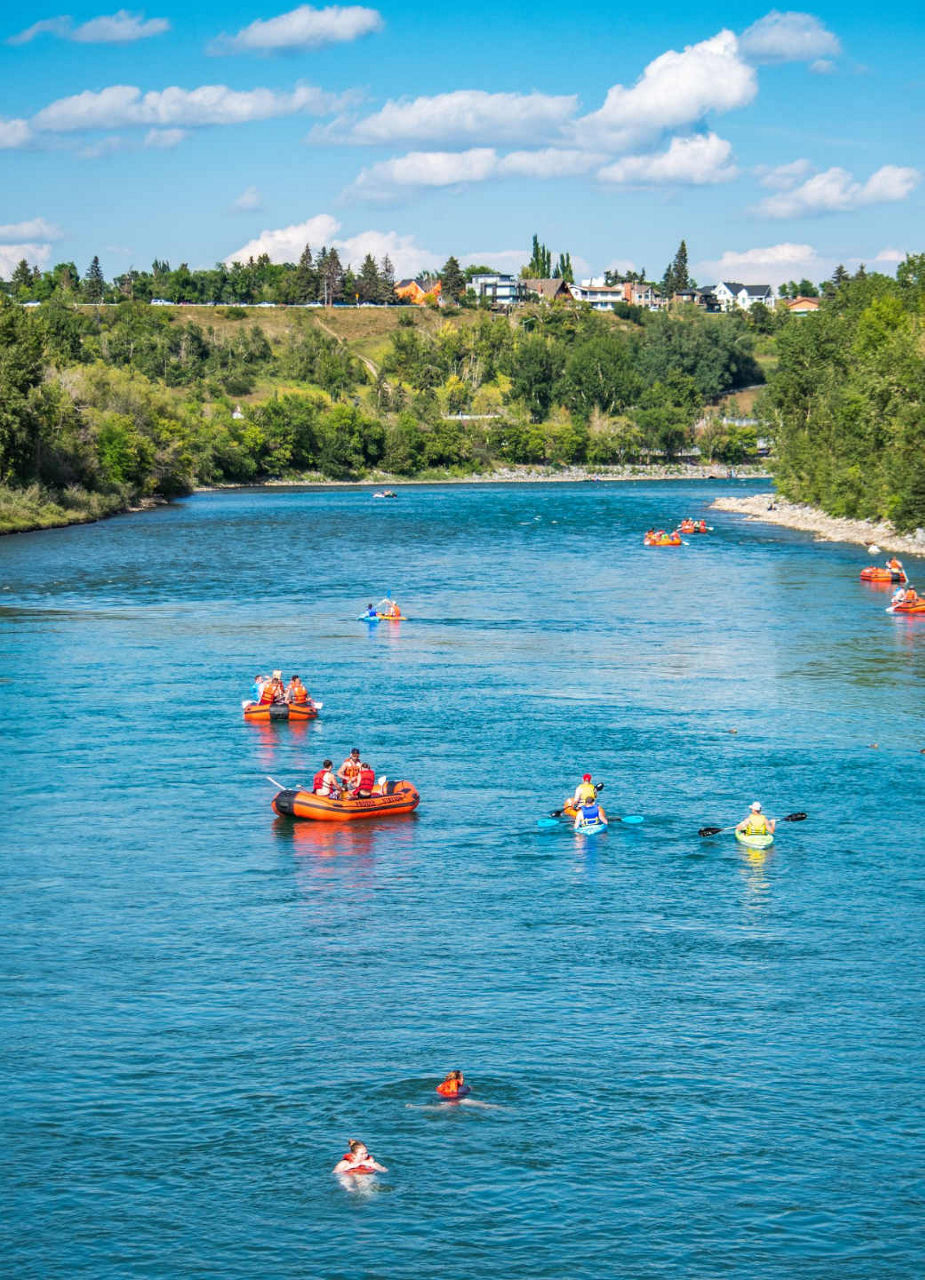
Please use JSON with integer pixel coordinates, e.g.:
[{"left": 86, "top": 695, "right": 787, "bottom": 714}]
[
  {"left": 0, "top": 484, "right": 165, "bottom": 537},
  {"left": 197, "top": 462, "right": 771, "bottom": 492},
  {"left": 711, "top": 493, "right": 925, "bottom": 556}
]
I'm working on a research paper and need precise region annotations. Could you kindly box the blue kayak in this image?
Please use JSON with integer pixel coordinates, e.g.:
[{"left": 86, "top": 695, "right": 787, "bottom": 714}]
[{"left": 575, "top": 820, "right": 607, "bottom": 836}]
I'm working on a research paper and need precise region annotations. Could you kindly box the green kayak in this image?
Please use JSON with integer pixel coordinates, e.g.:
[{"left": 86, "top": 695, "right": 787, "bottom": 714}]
[{"left": 735, "top": 830, "right": 774, "bottom": 850}]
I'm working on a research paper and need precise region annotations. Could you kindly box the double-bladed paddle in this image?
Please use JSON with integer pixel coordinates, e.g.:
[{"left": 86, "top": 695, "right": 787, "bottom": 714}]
[{"left": 698, "top": 812, "right": 807, "bottom": 838}]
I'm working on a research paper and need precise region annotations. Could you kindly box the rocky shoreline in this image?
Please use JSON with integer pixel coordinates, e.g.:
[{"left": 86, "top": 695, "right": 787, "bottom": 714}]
[{"left": 711, "top": 494, "right": 925, "bottom": 557}]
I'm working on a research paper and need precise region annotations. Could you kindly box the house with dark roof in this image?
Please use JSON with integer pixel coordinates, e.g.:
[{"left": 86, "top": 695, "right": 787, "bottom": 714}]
[
  {"left": 713, "top": 282, "right": 775, "bottom": 311},
  {"left": 522, "top": 277, "right": 573, "bottom": 302},
  {"left": 394, "top": 278, "right": 442, "bottom": 305}
]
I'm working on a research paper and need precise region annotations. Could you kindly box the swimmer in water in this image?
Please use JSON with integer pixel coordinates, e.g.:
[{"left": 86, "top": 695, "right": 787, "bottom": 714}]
[
  {"left": 333, "top": 1139, "right": 387, "bottom": 1175},
  {"left": 436, "top": 1069, "right": 468, "bottom": 1099}
]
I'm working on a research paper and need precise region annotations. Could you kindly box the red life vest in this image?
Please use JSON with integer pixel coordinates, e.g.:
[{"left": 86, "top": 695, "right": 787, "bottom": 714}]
[
  {"left": 356, "top": 767, "right": 375, "bottom": 793},
  {"left": 436, "top": 1079, "right": 460, "bottom": 1097},
  {"left": 259, "top": 682, "right": 275, "bottom": 704},
  {"left": 312, "top": 768, "right": 327, "bottom": 793},
  {"left": 289, "top": 682, "right": 308, "bottom": 704}
]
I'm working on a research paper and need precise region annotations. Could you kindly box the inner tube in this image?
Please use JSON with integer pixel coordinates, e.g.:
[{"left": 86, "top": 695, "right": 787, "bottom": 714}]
[{"left": 243, "top": 700, "right": 318, "bottom": 721}]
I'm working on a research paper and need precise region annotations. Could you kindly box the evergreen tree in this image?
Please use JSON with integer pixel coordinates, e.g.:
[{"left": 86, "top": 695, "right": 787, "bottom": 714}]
[
  {"left": 439, "top": 255, "right": 466, "bottom": 302},
  {"left": 832, "top": 264, "right": 850, "bottom": 289},
  {"left": 357, "top": 253, "right": 381, "bottom": 303},
  {"left": 294, "top": 244, "right": 317, "bottom": 303},
  {"left": 379, "top": 254, "right": 395, "bottom": 302},
  {"left": 10, "top": 259, "right": 33, "bottom": 293},
  {"left": 525, "top": 234, "right": 552, "bottom": 278},
  {"left": 662, "top": 240, "right": 690, "bottom": 298},
  {"left": 553, "top": 252, "right": 574, "bottom": 284},
  {"left": 84, "top": 255, "right": 105, "bottom": 302},
  {"left": 319, "top": 248, "right": 344, "bottom": 305}
]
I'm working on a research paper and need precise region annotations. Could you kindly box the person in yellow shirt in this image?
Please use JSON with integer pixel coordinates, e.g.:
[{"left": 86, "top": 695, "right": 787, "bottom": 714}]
[
  {"left": 736, "top": 802, "right": 776, "bottom": 837},
  {"left": 564, "top": 773, "right": 597, "bottom": 811}
]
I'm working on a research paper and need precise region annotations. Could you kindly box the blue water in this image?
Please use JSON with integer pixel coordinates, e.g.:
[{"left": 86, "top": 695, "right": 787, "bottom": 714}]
[{"left": 2, "top": 481, "right": 924, "bottom": 1279}]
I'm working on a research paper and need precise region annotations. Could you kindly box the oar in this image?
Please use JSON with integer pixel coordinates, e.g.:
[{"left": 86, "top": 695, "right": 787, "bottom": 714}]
[
  {"left": 267, "top": 775, "right": 290, "bottom": 791},
  {"left": 698, "top": 812, "right": 807, "bottom": 838}
]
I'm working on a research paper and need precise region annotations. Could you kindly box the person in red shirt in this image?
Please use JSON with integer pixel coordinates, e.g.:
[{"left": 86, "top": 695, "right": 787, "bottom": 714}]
[{"left": 353, "top": 762, "right": 376, "bottom": 798}]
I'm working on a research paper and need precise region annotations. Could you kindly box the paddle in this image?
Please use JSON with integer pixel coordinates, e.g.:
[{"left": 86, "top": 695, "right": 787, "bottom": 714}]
[
  {"left": 698, "top": 812, "right": 808, "bottom": 838},
  {"left": 267, "top": 775, "right": 290, "bottom": 790},
  {"left": 537, "top": 813, "right": 643, "bottom": 828}
]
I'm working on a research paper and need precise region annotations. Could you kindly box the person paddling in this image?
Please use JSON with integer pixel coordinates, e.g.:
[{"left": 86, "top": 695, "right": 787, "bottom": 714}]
[
  {"left": 333, "top": 1140, "right": 387, "bottom": 1175},
  {"left": 564, "top": 774, "right": 597, "bottom": 812},
  {"left": 574, "top": 796, "right": 607, "bottom": 830},
  {"left": 736, "top": 802, "right": 775, "bottom": 839},
  {"left": 363, "top": 602, "right": 377, "bottom": 619}
]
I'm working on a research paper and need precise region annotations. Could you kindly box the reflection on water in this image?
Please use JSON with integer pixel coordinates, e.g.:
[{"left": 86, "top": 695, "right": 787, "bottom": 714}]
[{"left": 737, "top": 845, "right": 773, "bottom": 903}]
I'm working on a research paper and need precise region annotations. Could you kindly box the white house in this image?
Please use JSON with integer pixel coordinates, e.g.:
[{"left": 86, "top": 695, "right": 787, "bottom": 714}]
[
  {"left": 468, "top": 273, "right": 522, "bottom": 305},
  {"left": 568, "top": 278, "right": 627, "bottom": 310},
  {"left": 713, "top": 282, "right": 775, "bottom": 312}
]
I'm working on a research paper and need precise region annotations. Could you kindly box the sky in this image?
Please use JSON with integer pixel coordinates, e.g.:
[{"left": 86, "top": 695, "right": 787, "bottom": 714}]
[{"left": 1, "top": 1, "right": 923, "bottom": 286}]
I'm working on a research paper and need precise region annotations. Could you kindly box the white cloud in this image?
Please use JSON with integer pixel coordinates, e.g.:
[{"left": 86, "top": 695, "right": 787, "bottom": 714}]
[
  {"left": 0, "top": 119, "right": 33, "bottom": 149},
  {"left": 233, "top": 185, "right": 263, "bottom": 211},
  {"left": 0, "top": 243, "right": 55, "bottom": 275},
  {"left": 499, "top": 148, "right": 602, "bottom": 178},
  {"left": 332, "top": 89, "right": 578, "bottom": 146},
  {"left": 696, "top": 241, "right": 824, "bottom": 285},
  {"left": 810, "top": 58, "right": 836, "bottom": 74},
  {"left": 31, "top": 82, "right": 344, "bottom": 132},
  {"left": 598, "top": 132, "right": 737, "bottom": 185},
  {"left": 212, "top": 4, "right": 382, "bottom": 54},
  {"left": 872, "top": 247, "right": 906, "bottom": 264},
  {"left": 9, "top": 10, "right": 169, "bottom": 45},
  {"left": 0, "top": 217, "right": 62, "bottom": 241},
  {"left": 740, "top": 11, "right": 840, "bottom": 64},
  {"left": 144, "top": 127, "right": 186, "bottom": 148},
  {"left": 756, "top": 157, "right": 812, "bottom": 189},
  {"left": 224, "top": 213, "right": 439, "bottom": 277},
  {"left": 576, "top": 31, "right": 756, "bottom": 149},
  {"left": 78, "top": 135, "right": 126, "bottom": 158},
  {"left": 755, "top": 164, "right": 920, "bottom": 217},
  {"left": 348, "top": 148, "right": 499, "bottom": 199}
]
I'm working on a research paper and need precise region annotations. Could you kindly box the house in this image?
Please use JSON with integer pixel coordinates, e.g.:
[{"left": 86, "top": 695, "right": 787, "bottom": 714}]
[
  {"left": 622, "top": 281, "right": 664, "bottom": 309},
  {"left": 781, "top": 295, "right": 820, "bottom": 315},
  {"left": 468, "top": 273, "right": 523, "bottom": 306},
  {"left": 522, "top": 277, "right": 573, "bottom": 302},
  {"left": 568, "top": 278, "right": 628, "bottom": 310},
  {"left": 394, "top": 278, "right": 442, "bottom": 306},
  {"left": 713, "top": 282, "right": 775, "bottom": 312},
  {"left": 673, "top": 287, "right": 719, "bottom": 311}
]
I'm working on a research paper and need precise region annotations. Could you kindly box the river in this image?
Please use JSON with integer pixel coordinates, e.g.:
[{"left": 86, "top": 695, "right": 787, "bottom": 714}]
[{"left": 2, "top": 480, "right": 923, "bottom": 1278}]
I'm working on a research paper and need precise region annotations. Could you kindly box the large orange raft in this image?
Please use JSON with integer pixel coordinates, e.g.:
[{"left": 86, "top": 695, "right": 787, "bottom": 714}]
[
  {"left": 272, "top": 780, "right": 420, "bottom": 821},
  {"left": 888, "top": 598, "right": 925, "bottom": 615},
  {"left": 644, "top": 533, "right": 682, "bottom": 547},
  {"left": 243, "top": 699, "right": 319, "bottom": 722}
]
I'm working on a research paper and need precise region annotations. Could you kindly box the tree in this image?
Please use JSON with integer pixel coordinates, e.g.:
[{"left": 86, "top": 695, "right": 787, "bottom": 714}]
[
  {"left": 509, "top": 335, "right": 563, "bottom": 421},
  {"left": 379, "top": 254, "right": 395, "bottom": 302},
  {"left": 832, "top": 264, "right": 850, "bottom": 289},
  {"left": 10, "top": 259, "right": 33, "bottom": 296},
  {"left": 661, "top": 240, "right": 690, "bottom": 298},
  {"left": 294, "top": 245, "right": 317, "bottom": 303},
  {"left": 84, "top": 256, "right": 105, "bottom": 302},
  {"left": 357, "top": 254, "right": 381, "bottom": 303},
  {"left": 439, "top": 255, "right": 466, "bottom": 303},
  {"left": 552, "top": 252, "right": 574, "bottom": 283},
  {"left": 524, "top": 234, "right": 552, "bottom": 278}
]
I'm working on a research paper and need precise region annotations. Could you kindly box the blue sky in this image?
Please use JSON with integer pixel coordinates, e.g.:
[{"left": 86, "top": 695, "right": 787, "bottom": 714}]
[{"left": 1, "top": 2, "right": 922, "bottom": 285}]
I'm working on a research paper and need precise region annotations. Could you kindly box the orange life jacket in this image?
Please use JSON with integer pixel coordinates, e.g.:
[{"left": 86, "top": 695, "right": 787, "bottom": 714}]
[
  {"left": 341, "top": 758, "right": 361, "bottom": 781},
  {"left": 436, "top": 1079, "right": 460, "bottom": 1097},
  {"left": 259, "top": 682, "right": 276, "bottom": 704},
  {"left": 288, "top": 681, "right": 308, "bottom": 704}
]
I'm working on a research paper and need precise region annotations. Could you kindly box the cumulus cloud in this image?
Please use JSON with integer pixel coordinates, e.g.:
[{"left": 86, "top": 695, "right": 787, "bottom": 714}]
[
  {"left": 810, "top": 58, "right": 836, "bottom": 74},
  {"left": 576, "top": 31, "right": 756, "bottom": 149},
  {"left": 348, "top": 148, "right": 499, "bottom": 199},
  {"left": 144, "top": 127, "right": 186, "bottom": 148},
  {"left": 225, "top": 213, "right": 440, "bottom": 277},
  {"left": 696, "top": 241, "right": 824, "bottom": 286},
  {"left": 329, "top": 89, "right": 578, "bottom": 146},
  {"left": 739, "top": 11, "right": 840, "bottom": 64},
  {"left": 872, "top": 247, "right": 906, "bottom": 264},
  {"left": 598, "top": 132, "right": 737, "bottom": 185},
  {"left": 31, "top": 82, "right": 345, "bottom": 132},
  {"left": 0, "top": 119, "right": 34, "bottom": 149},
  {"left": 233, "top": 185, "right": 263, "bottom": 211},
  {"left": 0, "top": 243, "right": 55, "bottom": 275},
  {"left": 498, "top": 148, "right": 602, "bottom": 178},
  {"left": 0, "top": 216, "right": 63, "bottom": 240},
  {"left": 756, "top": 157, "right": 812, "bottom": 189},
  {"left": 9, "top": 9, "right": 169, "bottom": 45},
  {"left": 211, "top": 4, "right": 382, "bottom": 54},
  {"left": 755, "top": 163, "right": 920, "bottom": 217}
]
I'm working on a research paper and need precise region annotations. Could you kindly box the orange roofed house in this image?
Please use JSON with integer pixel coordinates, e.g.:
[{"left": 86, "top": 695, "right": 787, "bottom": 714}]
[{"left": 394, "top": 278, "right": 442, "bottom": 306}]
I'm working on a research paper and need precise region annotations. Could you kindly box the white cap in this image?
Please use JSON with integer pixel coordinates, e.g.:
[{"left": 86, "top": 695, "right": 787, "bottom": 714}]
[{"left": 750, "top": 801, "right": 762, "bottom": 812}]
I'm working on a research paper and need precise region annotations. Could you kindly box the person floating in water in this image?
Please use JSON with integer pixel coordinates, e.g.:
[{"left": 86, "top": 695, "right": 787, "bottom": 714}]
[
  {"left": 736, "top": 802, "right": 775, "bottom": 838},
  {"left": 333, "top": 1140, "right": 387, "bottom": 1175},
  {"left": 436, "top": 1070, "right": 470, "bottom": 1100}
]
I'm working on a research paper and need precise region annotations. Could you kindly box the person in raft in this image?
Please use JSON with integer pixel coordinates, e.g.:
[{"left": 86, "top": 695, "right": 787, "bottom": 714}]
[
  {"left": 251, "top": 674, "right": 268, "bottom": 702},
  {"left": 574, "top": 796, "right": 607, "bottom": 830},
  {"left": 887, "top": 557, "right": 904, "bottom": 574},
  {"left": 736, "top": 802, "right": 775, "bottom": 838},
  {"left": 352, "top": 762, "right": 377, "bottom": 798},
  {"left": 285, "top": 674, "right": 309, "bottom": 705},
  {"left": 436, "top": 1070, "right": 469, "bottom": 1099},
  {"left": 337, "top": 748, "right": 363, "bottom": 788},
  {"left": 386, "top": 599, "right": 401, "bottom": 618},
  {"left": 260, "top": 670, "right": 286, "bottom": 704},
  {"left": 363, "top": 602, "right": 378, "bottom": 619},
  {"left": 333, "top": 1140, "right": 387, "bottom": 1175},
  {"left": 565, "top": 774, "right": 597, "bottom": 811},
  {"left": 313, "top": 760, "right": 340, "bottom": 798}
]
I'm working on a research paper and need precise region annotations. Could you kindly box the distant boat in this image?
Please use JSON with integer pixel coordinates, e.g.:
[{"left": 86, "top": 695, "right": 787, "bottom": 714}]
[{"left": 373, "top": 490, "right": 397, "bottom": 499}]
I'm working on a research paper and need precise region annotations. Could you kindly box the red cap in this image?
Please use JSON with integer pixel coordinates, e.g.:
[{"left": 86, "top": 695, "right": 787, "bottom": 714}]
[{"left": 582, "top": 774, "right": 592, "bottom": 781}]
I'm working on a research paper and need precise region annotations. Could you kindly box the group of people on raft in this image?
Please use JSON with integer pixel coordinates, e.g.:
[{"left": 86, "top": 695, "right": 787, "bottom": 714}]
[
  {"left": 251, "top": 670, "right": 311, "bottom": 706},
  {"left": 335, "top": 1072, "right": 469, "bottom": 1175},
  {"left": 312, "top": 748, "right": 377, "bottom": 799},
  {"left": 362, "top": 598, "right": 402, "bottom": 619},
  {"left": 892, "top": 584, "right": 920, "bottom": 606}
]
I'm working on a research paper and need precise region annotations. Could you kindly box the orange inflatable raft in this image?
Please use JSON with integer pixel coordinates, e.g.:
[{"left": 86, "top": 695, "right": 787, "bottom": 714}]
[
  {"left": 243, "top": 699, "right": 319, "bottom": 722},
  {"left": 861, "top": 566, "right": 907, "bottom": 583},
  {"left": 888, "top": 598, "right": 925, "bottom": 615},
  {"left": 644, "top": 533, "right": 682, "bottom": 547},
  {"left": 272, "top": 780, "right": 420, "bottom": 821}
]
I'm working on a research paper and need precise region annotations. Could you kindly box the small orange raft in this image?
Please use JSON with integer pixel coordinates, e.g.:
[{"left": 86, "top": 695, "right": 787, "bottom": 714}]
[
  {"left": 861, "top": 566, "right": 907, "bottom": 583},
  {"left": 243, "top": 699, "right": 319, "bottom": 722},
  {"left": 888, "top": 597, "right": 925, "bottom": 615},
  {"left": 679, "top": 519, "right": 708, "bottom": 534},
  {"left": 272, "top": 780, "right": 420, "bottom": 821},
  {"left": 644, "top": 532, "right": 682, "bottom": 547}
]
